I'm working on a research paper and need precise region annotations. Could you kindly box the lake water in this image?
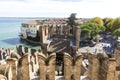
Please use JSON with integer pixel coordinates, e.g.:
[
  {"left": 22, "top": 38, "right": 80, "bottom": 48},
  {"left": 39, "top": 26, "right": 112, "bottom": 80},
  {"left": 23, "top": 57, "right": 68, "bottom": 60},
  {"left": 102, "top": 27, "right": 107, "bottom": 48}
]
[{"left": 0, "top": 17, "right": 45, "bottom": 49}]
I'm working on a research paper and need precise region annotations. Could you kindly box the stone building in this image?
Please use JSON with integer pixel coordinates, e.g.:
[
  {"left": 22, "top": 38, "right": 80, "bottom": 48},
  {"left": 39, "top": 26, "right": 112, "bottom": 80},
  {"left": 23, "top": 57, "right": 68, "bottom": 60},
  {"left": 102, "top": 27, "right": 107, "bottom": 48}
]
[{"left": 20, "top": 19, "right": 81, "bottom": 48}]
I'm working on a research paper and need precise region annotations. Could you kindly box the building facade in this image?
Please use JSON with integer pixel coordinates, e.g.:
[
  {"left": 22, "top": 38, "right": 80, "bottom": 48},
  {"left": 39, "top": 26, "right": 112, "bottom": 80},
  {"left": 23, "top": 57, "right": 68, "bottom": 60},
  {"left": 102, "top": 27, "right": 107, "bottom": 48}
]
[
  {"left": 20, "top": 20, "right": 41, "bottom": 39},
  {"left": 20, "top": 19, "right": 81, "bottom": 48}
]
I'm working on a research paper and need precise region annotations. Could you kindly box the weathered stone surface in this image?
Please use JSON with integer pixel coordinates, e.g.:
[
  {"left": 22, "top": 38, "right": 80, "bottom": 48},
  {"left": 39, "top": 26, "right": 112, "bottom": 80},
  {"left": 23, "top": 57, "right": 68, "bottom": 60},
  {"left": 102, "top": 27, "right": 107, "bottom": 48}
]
[
  {"left": 64, "top": 52, "right": 82, "bottom": 80},
  {"left": 115, "top": 46, "right": 120, "bottom": 67},
  {"left": 97, "top": 53, "right": 109, "bottom": 80},
  {"left": 115, "top": 46, "right": 120, "bottom": 80},
  {"left": 88, "top": 53, "right": 110, "bottom": 80},
  {"left": 6, "top": 58, "right": 18, "bottom": 80},
  {"left": 0, "top": 74, "right": 7, "bottom": 80},
  {"left": 64, "top": 53, "right": 72, "bottom": 80},
  {"left": 88, "top": 54, "right": 100, "bottom": 80},
  {"left": 75, "top": 26, "right": 80, "bottom": 48},
  {"left": 38, "top": 52, "right": 56, "bottom": 80},
  {"left": 0, "top": 64, "right": 12, "bottom": 80},
  {"left": 17, "top": 53, "right": 30, "bottom": 80},
  {"left": 107, "top": 58, "right": 116, "bottom": 80}
]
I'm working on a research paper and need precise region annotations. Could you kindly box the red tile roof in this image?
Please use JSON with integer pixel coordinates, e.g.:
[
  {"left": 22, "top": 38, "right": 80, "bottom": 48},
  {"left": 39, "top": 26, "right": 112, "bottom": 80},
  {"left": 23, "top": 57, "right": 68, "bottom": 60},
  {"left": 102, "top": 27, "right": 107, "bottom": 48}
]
[{"left": 22, "top": 20, "right": 42, "bottom": 25}]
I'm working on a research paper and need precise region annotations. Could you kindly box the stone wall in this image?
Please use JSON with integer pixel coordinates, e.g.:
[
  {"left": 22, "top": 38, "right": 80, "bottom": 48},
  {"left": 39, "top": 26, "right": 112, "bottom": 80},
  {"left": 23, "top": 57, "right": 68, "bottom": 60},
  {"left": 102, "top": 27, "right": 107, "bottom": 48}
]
[
  {"left": 115, "top": 46, "right": 120, "bottom": 80},
  {"left": 6, "top": 58, "right": 18, "bottom": 80},
  {"left": 88, "top": 54, "right": 100, "bottom": 80},
  {"left": 75, "top": 26, "right": 80, "bottom": 48},
  {"left": 0, "top": 74, "right": 7, "bottom": 80},
  {"left": 38, "top": 52, "right": 56, "bottom": 80},
  {"left": 0, "top": 64, "right": 12, "bottom": 80},
  {"left": 17, "top": 53, "right": 31, "bottom": 80},
  {"left": 64, "top": 52, "right": 82, "bottom": 80},
  {"left": 98, "top": 53, "right": 109, "bottom": 80},
  {"left": 1, "top": 46, "right": 120, "bottom": 80},
  {"left": 107, "top": 58, "right": 116, "bottom": 80}
]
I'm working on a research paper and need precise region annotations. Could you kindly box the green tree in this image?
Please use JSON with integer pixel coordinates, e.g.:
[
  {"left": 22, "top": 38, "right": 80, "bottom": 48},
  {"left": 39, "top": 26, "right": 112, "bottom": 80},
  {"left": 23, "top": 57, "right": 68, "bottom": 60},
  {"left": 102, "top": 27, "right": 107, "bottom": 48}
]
[
  {"left": 90, "top": 17, "right": 104, "bottom": 27},
  {"left": 111, "top": 17, "right": 120, "bottom": 32},
  {"left": 113, "top": 28, "right": 120, "bottom": 39},
  {"left": 68, "top": 13, "right": 77, "bottom": 27},
  {"left": 81, "top": 22, "right": 101, "bottom": 41},
  {"left": 67, "top": 13, "right": 77, "bottom": 34},
  {"left": 103, "top": 17, "right": 113, "bottom": 32}
]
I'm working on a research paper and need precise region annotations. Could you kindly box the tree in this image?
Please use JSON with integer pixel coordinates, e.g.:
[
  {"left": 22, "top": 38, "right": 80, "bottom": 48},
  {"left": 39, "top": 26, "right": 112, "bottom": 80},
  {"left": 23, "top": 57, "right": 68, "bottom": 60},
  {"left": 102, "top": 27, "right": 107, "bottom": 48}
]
[
  {"left": 111, "top": 17, "right": 120, "bottom": 32},
  {"left": 113, "top": 28, "right": 120, "bottom": 39},
  {"left": 103, "top": 17, "right": 113, "bottom": 32},
  {"left": 81, "top": 22, "right": 101, "bottom": 41},
  {"left": 68, "top": 13, "right": 77, "bottom": 27},
  {"left": 67, "top": 13, "right": 77, "bottom": 34},
  {"left": 89, "top": 17, "right": 104, "bottom": 27}
]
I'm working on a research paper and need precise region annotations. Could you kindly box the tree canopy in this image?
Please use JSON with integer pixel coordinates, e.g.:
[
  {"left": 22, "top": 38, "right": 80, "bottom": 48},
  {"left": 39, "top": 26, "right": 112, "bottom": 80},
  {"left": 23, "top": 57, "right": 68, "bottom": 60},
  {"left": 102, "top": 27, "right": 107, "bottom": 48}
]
[
  {"left": 111, "top": 17, "right": 120, "bottom": 32},
  {"left": 113, "top": 28, "right": 120, "bottom": 39},
  {"left": 81, "top": 22, "right": 101, "bottom": 40},
  {"left": 103, "top": 17, "right": 113, "bottom": 32},
  {"left": 89, "top": 17, "right": 104, "bottom": 27},
  {"left": 67, "top": 13, "right": 77, "bottom": 27}
]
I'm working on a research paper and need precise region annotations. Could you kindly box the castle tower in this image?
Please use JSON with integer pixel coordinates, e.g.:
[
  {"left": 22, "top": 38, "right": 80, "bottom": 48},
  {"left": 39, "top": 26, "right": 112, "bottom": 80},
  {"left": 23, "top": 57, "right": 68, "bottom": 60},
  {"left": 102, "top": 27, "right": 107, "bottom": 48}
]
[
  {"left": 39, "top": 25, "right": 49, "bottom": 43},
  {"left": 75, "top": 26, "right": 81, "bottom": 48}
]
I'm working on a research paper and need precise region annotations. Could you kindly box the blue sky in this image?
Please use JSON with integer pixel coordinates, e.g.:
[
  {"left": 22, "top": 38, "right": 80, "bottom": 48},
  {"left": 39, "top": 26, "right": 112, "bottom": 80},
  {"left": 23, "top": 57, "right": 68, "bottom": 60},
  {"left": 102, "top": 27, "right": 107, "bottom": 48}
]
[{"left": 0, "top": 0, "right": 119, "bottom": 18}]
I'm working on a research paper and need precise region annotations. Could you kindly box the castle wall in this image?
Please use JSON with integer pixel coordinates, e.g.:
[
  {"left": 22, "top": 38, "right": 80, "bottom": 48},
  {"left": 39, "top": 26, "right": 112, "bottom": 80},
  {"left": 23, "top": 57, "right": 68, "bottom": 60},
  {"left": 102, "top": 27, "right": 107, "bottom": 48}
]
[
  {"left": 38, "top": 53, "right": 56, "bottom": 80},
  {"left": 64, "top": 52, "right": 82, "bottom": 80},
  {"left": 107, "top": 58, "right": 116, "bottom": 80},
  {"left": 17, "top": 54, "right": 31, "bottom": 80},
  {"left": 88, "top": 54, "right": 100, "bottom": 80},
  {"left": 6, "top": 58, "right": 18, "bottom": 80}
]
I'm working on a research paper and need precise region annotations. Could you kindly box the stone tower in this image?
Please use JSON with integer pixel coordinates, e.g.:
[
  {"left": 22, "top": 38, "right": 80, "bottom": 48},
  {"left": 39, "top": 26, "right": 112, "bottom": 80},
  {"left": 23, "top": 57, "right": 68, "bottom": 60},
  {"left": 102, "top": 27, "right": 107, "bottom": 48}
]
[
  {"left": 75, "top": 26, "right": 80, "bottom": 48},
  {"left": 39, "top": 25, "right": 49, "bottom": 43}
]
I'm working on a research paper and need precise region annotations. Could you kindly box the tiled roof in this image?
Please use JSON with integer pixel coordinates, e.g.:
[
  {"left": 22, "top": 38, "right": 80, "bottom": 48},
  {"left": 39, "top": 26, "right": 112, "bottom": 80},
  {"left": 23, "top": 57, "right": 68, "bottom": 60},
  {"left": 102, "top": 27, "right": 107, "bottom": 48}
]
[
  {"left": 43, "top": 19, "right": 67, "bottom": 24},
  {"left": 22, "top": 19, "right": 67, "bottom": 25},
  {"left": 22, "top": 20, "right": 42, "bottom": 25}
]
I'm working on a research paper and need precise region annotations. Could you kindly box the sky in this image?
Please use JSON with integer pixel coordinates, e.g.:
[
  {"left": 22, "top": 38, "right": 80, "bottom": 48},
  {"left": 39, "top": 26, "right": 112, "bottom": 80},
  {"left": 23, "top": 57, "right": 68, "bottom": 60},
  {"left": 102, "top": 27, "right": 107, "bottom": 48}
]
[{"left": 0, "top": 0, "right": 120, "bottom": 18}]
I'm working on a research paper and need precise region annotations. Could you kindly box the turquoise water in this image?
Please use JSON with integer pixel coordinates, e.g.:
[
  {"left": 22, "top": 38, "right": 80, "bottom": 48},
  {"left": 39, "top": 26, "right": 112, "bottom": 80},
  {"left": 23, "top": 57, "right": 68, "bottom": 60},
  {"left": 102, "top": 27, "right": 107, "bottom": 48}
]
[{"left": 0, "top": 17, "right": 44, "bottom": 49}]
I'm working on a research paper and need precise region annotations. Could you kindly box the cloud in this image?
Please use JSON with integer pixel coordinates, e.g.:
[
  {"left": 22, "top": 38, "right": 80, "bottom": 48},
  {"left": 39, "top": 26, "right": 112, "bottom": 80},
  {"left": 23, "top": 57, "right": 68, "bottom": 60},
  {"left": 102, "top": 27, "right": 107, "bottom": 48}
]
[
  {"left": 0, "top": 0, "right": 119, "bottom": 18},
  {"left": 50, "top": 0, "right": 81, "bottom": 2},
  {"left": 0, "top": 0, "right": 24, "bottom": 1}
]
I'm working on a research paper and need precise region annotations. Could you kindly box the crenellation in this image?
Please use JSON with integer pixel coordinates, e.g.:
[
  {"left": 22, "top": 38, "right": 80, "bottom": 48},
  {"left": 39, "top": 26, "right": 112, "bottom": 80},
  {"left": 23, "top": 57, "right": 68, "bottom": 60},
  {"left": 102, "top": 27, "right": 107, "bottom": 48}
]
[
  {"left": 6, "top": 58, "right": 18, "bottom": 80},
  {"left": 0, "top": 46, "right": 120, "bottom": 80},
  {"left": 64, "top": 52, "right": 82, "bottom": 80},
  {"left": 38, "top": 52, "right": 56, "bottom": 80},
  {"left": 107, "top": 58, "right": 116, "bottom": 80}
]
